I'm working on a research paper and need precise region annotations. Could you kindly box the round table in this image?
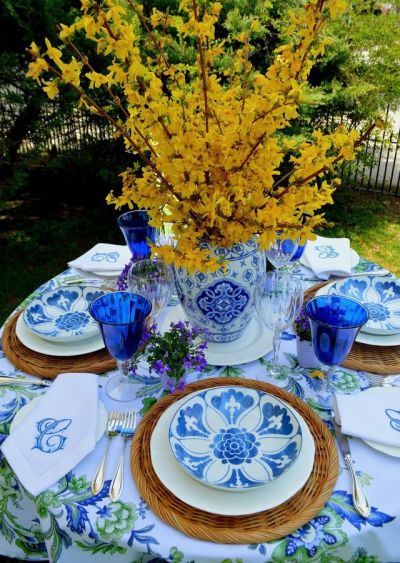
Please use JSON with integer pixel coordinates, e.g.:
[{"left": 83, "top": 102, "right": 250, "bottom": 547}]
[{"left": 0, "top": 260, "right": 399, "bottom": 563}]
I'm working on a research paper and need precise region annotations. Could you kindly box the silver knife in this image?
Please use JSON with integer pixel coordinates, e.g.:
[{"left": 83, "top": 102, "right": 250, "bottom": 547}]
[
  {"left": 0, "top": 376, "right": 51, "bottom": 387},
  {"left": 331, "top": 418, "right": 371, "bottom": 518}
]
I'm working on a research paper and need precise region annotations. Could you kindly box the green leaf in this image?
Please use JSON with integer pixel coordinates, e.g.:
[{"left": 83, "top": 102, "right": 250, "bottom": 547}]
[{"left": 140, "top": 397, "right": 157, "bottom": 416}]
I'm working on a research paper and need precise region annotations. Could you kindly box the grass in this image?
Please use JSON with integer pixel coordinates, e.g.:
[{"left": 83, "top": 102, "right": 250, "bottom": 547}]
[
  {"left": 1, "top": 180, "right": 399, "bottom": 326},
  {"left": 321, "top": 187, "right": 400, "bottom": 275},
  {"left": 0, "top": 196, "right": 122, "bottom": 325}
]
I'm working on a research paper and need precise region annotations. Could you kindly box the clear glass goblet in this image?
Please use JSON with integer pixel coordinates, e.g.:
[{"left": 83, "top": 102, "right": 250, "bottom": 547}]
[
  {"left": 89, "top": 291, "right": 152, "bottom": 401},
  {"left": 305, "top": 295, "right": 369, "bottom": 394},
  {"left": 255, "top": 271, "right": 303, "bottom": 377},
  {"left": 117, "top": 210, "right": 157, "bottom": 260},
  {"left": 266, "top": 237, "right": 300, "bottom": 270},
  {"left": 128, "top": 258, "right": 174, "bottom": 322}
]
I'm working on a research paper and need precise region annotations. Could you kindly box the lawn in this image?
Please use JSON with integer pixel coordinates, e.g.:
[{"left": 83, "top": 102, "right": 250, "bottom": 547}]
[
  {"left": 321, "top": 188, "right": 400, "bottom": 276},
  {"left": 1, "top": 183, "right": 399, "bottom": 326}
]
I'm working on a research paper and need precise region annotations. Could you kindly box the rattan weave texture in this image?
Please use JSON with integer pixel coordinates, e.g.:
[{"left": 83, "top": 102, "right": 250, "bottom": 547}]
[
  {"left": 131, "top": 377, "right": 338, "bottom": 544},
  {"left": 2, "top": 310, "right": 115, "bottom": 378},
  {"left": 304, "top": 282, "right": 400, "bottom": 375}
]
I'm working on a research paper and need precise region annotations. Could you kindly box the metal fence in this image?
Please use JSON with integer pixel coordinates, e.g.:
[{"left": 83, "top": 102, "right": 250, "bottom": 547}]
[
  {"left": 21, "top": 102, "right": 115, "bottom": 153},
  {"left": 2, "top": 91, "right": 400, "bottom": 195},
  {"left": 329, "top": 106, "right": 400, "bottom": 196},
  {"left": 0, "top": 91, "right": 114, "bottom": 156}
]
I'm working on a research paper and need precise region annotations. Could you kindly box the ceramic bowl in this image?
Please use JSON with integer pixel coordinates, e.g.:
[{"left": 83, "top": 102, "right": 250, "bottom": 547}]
[
  {"left": 23, "top": 286, "right": 109, "bottom": 344},
  {"left": 168, "top": 386, "right": 302, "bottom": 491},
  {"left": 318, "top": 275, "right": 400, "bottom": 335}
]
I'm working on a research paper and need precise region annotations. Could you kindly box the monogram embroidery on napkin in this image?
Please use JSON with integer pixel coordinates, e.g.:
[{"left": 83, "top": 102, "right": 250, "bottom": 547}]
[
  {"left": 91, "top": 251, "right": 119, "bottom": 263},
  {"left": 32, "top": 418, "right": 72, "bottom": 453},
  {"left": 315, "top": 245, "right": 340, "bottom": 259},
  {"left": 385, "top": 409, "right": 400, "bottom": 432}
]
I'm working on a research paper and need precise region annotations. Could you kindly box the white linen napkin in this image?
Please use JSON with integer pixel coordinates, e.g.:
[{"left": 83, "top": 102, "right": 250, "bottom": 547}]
[
  {"left": 68, "top": 243, "right": 131, "bottom": 272},
  {"left": 301, "top": 235, "right": 352, "bottom": 280},
  {"left": 333, "top": 388, "right": 400, "bottom": 447},
  {"left": 1, "top": 372, "right": 98, "bottom": 496}
]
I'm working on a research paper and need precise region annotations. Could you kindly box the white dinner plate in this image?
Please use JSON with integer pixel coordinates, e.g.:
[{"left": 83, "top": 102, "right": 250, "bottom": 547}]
[
  {"left": 361, "top": 387, "right": 400, "bottom": 458},
  {"left": 161, "top": 305, "right": 273, "bottom": 366},
  {"left": 16, "top": 313, "right": 105, "bottom": 356},
  {"left": 90, "top": 269, "right": 122, "bottom": 278},
  {"left": 150, "top": 392, "right": 315, "bottom": 516},
  {"left": 315, "top": 283, "right": 400, "bottom": 347},
  {"left": 354, "top": 330, "right": 400, "bottom": 347},
  {"left": 10, "top": 395, "right": 108, "bottom": 441},
  {"left": 72, "top": 268, "right": 121, "bottom": 279}
]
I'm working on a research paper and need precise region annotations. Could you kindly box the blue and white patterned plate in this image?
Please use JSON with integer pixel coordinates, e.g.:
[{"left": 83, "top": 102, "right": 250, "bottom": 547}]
[
  {"left": 23, "top": 285, "right": 109, "bottom": 343},
  {"left": 317, "top": 276, "right": 400, "bottom": 335},
  {"left": 168, "top": 386, "right": 302, "bottom": 491}
]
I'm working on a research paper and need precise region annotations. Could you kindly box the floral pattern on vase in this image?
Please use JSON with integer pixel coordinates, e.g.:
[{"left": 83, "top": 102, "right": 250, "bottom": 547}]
[{"left": 173, "top": 239, "right": 266, "bottom": 342}]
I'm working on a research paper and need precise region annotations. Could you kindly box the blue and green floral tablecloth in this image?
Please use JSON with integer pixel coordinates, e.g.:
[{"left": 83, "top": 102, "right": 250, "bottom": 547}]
[{"left": 0, "top": 261, "right": 399, "bottom": 563}]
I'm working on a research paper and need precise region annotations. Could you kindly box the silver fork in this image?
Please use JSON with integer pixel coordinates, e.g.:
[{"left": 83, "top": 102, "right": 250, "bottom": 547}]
[
  {"left": 92, "top": 411, "right": 122, "bottom": 495},
  {"left": 110, "top": 411, "right": 137, "bottom": 502},
  {"left": 363, "top": 373, "right": 400, "bottom": 388}
]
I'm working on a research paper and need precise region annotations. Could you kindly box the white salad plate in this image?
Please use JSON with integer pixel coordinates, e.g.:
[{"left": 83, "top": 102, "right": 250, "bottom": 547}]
[
  {"left": 23, "top": 286, "right": 108, "bottom": 344},
  {"left": 316, "top": 276, "right": 400, "bottom": 336},
  {"left": 11, "top": 395, "right": 108, "bottom": 441},
  {"left": 16, "top": 313, "right": 105, "bottom": 356},
  {"left": 150, "top": 391, "right": 315, "bottom": 516},
  {"left": 169, "top": 386, "right": 303, "bottom": 492},
  {"left": 161, "top": 305, "right": 273, "bottom": 366},
  {"left": 361, "top": 387, "right": 400, "bottom": 458}
]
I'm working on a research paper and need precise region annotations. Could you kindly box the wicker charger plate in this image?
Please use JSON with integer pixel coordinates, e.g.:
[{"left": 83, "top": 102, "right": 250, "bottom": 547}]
[
  {"left": 1, "top": 310, "right": 115, "bottom": 378},
  {"left": 131, "top": 377, "right": 338, "bottom": 544},
  {"left": 304, "top": 282, "right": 400, "bottom": 375}
]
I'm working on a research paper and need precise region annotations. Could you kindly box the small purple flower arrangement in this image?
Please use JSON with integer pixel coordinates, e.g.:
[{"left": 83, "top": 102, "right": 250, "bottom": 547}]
[
  {"left": 116, "top": 258, "right": 135, "bottom": 291},
  {"left": 294, "top": 305, "right": 312, "bottom": 341},
  {"left": 130, "top": 321, "right": 208, "bottom": 393}
]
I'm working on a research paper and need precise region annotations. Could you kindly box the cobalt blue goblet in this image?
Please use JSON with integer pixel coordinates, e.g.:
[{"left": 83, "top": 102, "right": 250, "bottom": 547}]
[
  {"left": 89, "top": 291, "right": 152, "bottom": 401},
  {"left": 305, "top": 295, "right": 369, "bottom": 393},
  {"left": 288, "top": 242, "right": 306, "bottom": 271},
  {"left": 117, "top": 210, "right": 157, "bottom": 259}
]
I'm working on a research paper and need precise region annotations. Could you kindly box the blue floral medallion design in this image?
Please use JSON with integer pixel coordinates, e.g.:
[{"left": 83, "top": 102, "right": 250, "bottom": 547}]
[
  {"left": 322, "top": 275, "right": 400, "bottom": 335},
  {"left": 173, "top": 239, "right": 265, "bottom": 342},
  {"left": 32, "top": 418, "right": 72, "bottom": 453},
  {"left": 196, "top": 280, "right": 250, "bottom": 325},
  {"left": 23, "top": 285, "right": 108, "bottom": 342},
  {"left": 169, "top": 386, "right": 302, "bottom": 490}
]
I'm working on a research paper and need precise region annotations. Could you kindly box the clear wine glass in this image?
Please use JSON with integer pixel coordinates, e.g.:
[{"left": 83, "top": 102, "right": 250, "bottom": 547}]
[
  {"left": 128, "top": 258, "right": 174, "bottom": 322},
  {"left": 117, "top": 210, "right": 157, "bottom": 259},
  {"left": 89, "top": 291, "right": 152, "bottom": 401},
  {"left": 305, "top": 295, "right": 369, "bottom": 394},
  {"left": 266, "top": 236, "right": 300, "bottom": 270},
  {"left": 255, "top": 271, "right": 303, "bottom": 376}
]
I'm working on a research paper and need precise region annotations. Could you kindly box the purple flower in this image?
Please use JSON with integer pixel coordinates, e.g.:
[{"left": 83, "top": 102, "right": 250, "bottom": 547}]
[
  {"left": 129, "top": 313, "right": 208, "bottom": 395},
  {"left": 152, "top": 359, "right": 170, "bottom": 375}
]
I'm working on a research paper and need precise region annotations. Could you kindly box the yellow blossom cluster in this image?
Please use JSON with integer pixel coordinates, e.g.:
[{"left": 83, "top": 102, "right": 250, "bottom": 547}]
[{"left": 27, "top": 0, "right": 366, "bottom": 272}]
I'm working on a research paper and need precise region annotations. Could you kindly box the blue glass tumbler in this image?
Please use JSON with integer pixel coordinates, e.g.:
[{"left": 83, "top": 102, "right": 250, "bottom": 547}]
[
  {"left": 305, "top": 295, "right": 369, "bottom": 392},
  {"left": 117, "top": 210, "right": 157, "bottom": 259},
  {"left": 89, "top": 291, "right": 152, "bottom": 401}
]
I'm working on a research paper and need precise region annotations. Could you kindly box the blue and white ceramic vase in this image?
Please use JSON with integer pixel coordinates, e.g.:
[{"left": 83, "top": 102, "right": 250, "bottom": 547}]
[{"left": 173, "top": 239, "right": 266, "bottom": 342}]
